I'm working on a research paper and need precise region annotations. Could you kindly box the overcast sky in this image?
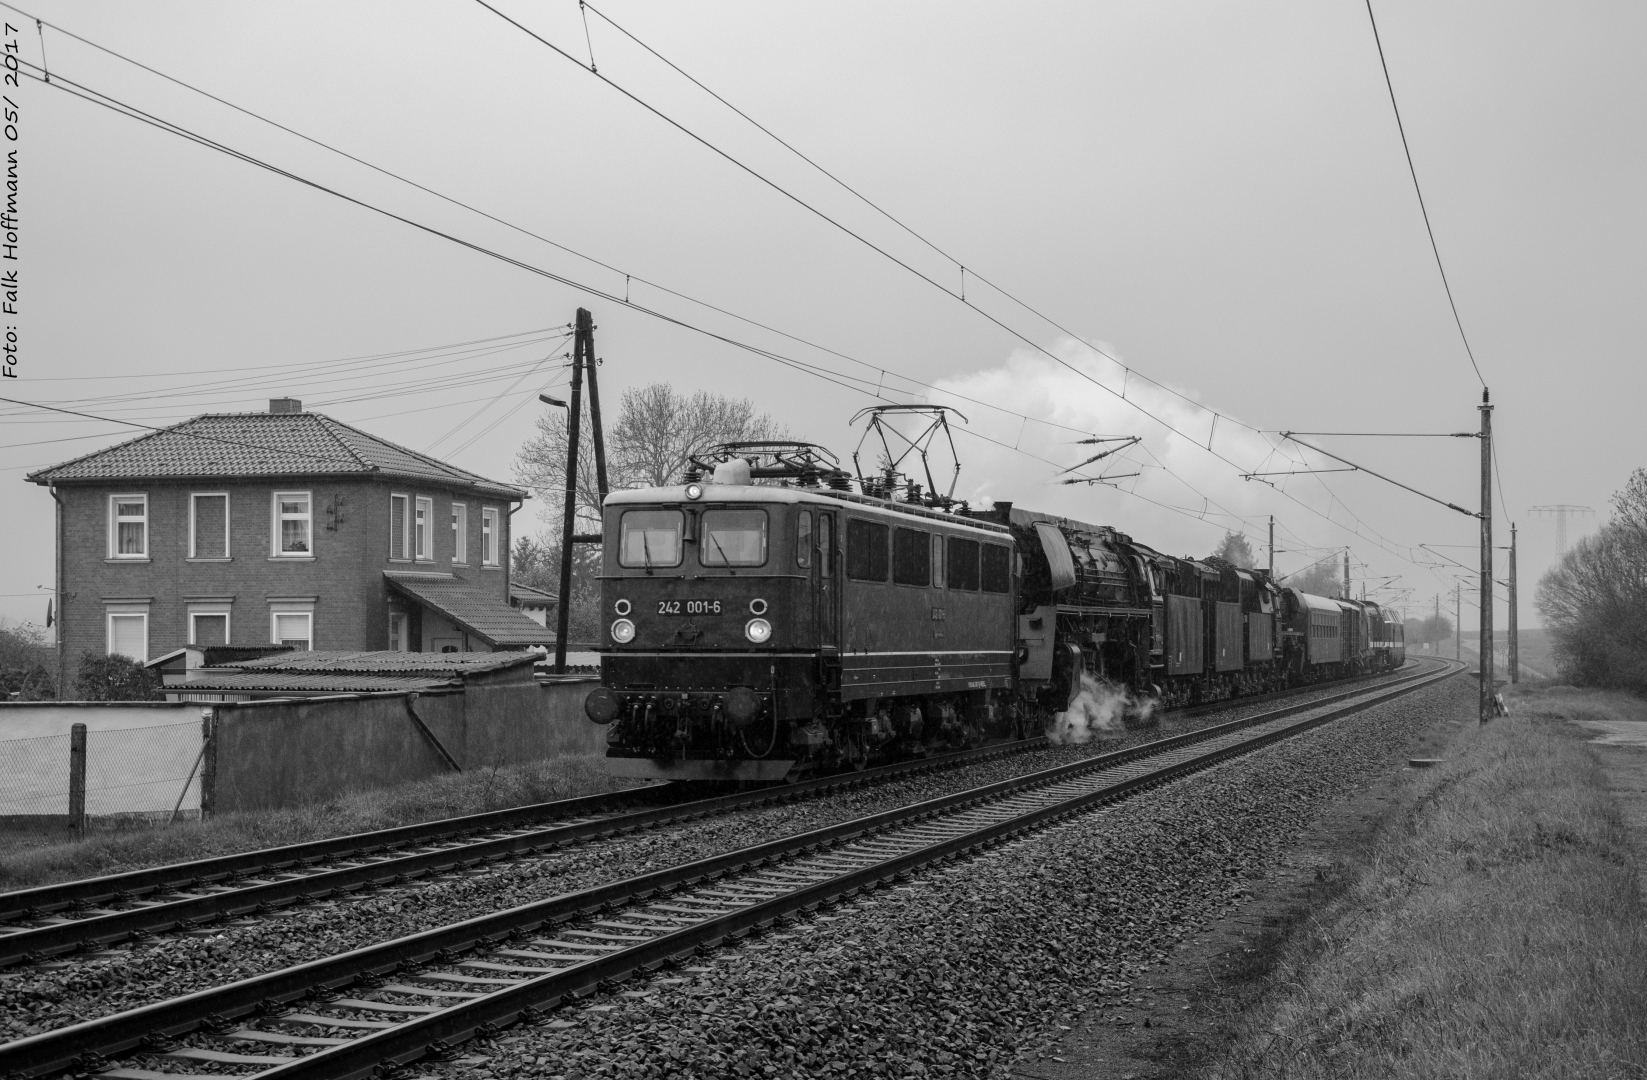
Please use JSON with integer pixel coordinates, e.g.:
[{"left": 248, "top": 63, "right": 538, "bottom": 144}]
[{"left": 4, "top": 0, "right": 1643, "bottom": 633}]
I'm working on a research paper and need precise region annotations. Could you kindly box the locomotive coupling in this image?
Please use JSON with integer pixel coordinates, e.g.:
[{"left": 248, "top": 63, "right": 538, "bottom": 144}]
[{"left": 583, "top": 685, "right": 767, "bottom": 729}]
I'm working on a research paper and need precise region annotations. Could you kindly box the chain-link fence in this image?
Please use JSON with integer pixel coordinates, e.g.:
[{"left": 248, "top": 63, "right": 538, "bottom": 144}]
[
  {"left": 0, "top": 730, "right": 73, "bottom": 817},
  {"left": 0, "top": 721, "right": 204, "bottom": 823}
]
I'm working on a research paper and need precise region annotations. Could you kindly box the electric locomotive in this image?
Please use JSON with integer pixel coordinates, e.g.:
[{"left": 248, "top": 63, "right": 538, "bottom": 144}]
[{"left": 582, "top": 444, "right": 1018, "bottom": 782}]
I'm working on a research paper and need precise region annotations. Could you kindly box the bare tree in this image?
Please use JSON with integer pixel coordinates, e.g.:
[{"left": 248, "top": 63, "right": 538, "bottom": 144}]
[
  {"left": 1208, "top": 531, "right": 1256, "bottom": 569},
  {"left": 515, "top": 382, "right": 785, "bottom": 534},
  {"left": 1537, "top": 468, "right": 1647, "bottom": 691}
]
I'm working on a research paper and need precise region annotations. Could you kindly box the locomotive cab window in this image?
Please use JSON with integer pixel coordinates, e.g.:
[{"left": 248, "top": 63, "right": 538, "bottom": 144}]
[
  {"left": 892, "top": 527, "right": 931, "bottom": 586},
  {"left": 700, "top": 509, "right": 768, "bottom": 567},
  {"left": 619, "top": 509, "right": 684, "bottom": 568},
  {"left": 796, "top": 510, "right": 812, "bottom": 568},
  {"left": 846, "top": 518, "right": 889, "bottom": 581},
  {"left": 946, "top": 537, "right": 980, "bottom": 590},
  {"left": 980, "top": 543, "right": 1011, "bottom": 593}
]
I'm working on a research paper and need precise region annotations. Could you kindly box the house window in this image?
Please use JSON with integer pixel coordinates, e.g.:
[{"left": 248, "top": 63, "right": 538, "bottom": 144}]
[
  {"left": 109, "top": 494, "right": 148, "bottom": 558},
  {"left": 273, "top": 492, "right": 312, "bottom": 556},
  {"left": 452, "top": 503, "right": 468, "bottom": 564},
  {"left": 107, "top": 611, "right": 148, "bottom": 661},
  {"left": 482, "top": 507, "right": 500, "bottom": 566},
  {"left": 415, "top": 497, "right": 434, "bottom": 560},
  {"left": 272, "top": 611, "right": 313, "bottom": 650},
  {"left": 191, "top": 613, "right": 229, "bottom": 646},
  {"left": 190, "top": 493, "right": 230, "bottom": 559},
  {"left": 390, "top": 494, "right": 409, "bottom": 559},
  {"left": 388, "top": 612, "right": 408, "bottom": 651}
]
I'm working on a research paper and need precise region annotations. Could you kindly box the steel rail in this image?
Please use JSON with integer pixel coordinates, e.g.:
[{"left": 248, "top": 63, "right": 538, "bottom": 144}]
[
  {"left": 0, "top": 660, "right": 1455, "bottom": 1080},
  {"left": 0, "top": 658, "right": 1406, "bottom": 930},
  {"left": 0, "top": 737, "right": 1049, "bottom": 966}
]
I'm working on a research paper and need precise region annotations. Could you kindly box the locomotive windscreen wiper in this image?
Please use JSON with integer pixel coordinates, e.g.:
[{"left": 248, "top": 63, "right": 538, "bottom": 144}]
[
  {"left": 707, "top": 530, "right": 735, "bottom": 574},
  {"left": 641, "top": 531, "right": 655, "bottom": 575}
]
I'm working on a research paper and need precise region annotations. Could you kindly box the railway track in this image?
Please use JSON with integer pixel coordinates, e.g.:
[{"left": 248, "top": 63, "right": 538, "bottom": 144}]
[
  {"left": 0, "top": 665, "right": 1412, "bottom": 967},
  {"left": 0, "top": 658, "right": 1459, "bottom": 1080}
]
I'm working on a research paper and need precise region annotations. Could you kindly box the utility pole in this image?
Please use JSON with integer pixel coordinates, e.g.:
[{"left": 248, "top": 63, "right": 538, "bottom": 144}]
[
  {"left": 554, "top": 314, "right": 589, "bottom": 675},
  {"left": 1479, "top": 389, "right": 1494, "bottom": 722},
  {"left": 1434, "top": 593, "right": 1440, "bottom": 654},
  {"left": 1342, "top": 549, "right": 1351, "bottom": 600},
  {"left": 1267, "top": 515, "right": 1274, "bottom": 577},
  {"left": 579, "top": 308, "right": 608, "bottom": 502},
  {"left": 1508, "top": 522, "right": 1519, "bottom": 684}
]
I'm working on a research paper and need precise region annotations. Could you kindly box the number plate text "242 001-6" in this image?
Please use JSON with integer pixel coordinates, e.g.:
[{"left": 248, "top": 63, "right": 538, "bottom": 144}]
[{"left": 657, "top": 600, "right": 723, "bottom": 616}]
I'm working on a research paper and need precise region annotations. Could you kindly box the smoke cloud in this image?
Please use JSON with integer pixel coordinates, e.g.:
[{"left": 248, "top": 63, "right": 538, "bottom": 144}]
[{"left": 1049, "top": 673, "right": 1157, "bottom": 744}]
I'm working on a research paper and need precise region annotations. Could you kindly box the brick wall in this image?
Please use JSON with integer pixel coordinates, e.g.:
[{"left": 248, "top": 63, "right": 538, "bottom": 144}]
[{"left": 53, "top": 478, "right": 513, "bottom": 690}]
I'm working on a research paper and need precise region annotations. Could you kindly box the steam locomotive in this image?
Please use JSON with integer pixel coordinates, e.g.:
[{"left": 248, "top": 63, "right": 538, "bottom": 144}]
[{"left": 582, "top": 441, "right": 1405, "bottom": 782}]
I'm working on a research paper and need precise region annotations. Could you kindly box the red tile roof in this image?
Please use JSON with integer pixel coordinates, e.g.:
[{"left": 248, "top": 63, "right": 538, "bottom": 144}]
[{"left": 26, "top": 411, "right": 524, "bottom": 498}]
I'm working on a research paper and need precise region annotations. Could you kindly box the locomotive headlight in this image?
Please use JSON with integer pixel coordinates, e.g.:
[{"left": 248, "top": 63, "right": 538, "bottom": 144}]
[
  {"left": 685, "top": 482, "right": 704, "bottom": 500},
  {"left": 744, "top": 617, "right": 772, "bottom": 644},
  {"left": 611, "top": 618, "right": 637, "bottom": 644}
]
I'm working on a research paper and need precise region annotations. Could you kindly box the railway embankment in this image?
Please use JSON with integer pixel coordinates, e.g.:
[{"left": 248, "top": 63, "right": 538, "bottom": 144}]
[
  {"left": 349, "top": 669, "right": 1461, "bottom": 1079},
  {"left": 0, "top": 754, "right": 634, "bottom": 892},
  {"left": 1045, "top": 680, "right": 1647, "bottom": 1080}
]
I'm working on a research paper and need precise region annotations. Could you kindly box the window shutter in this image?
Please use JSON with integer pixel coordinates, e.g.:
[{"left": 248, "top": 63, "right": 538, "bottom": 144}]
[
  {"left": 390, "top": 496, "right": 407, "bottom": 559},
  {"left": 194, "top": 496, "right": 227, "bottom": 558},
  {"left": 109, "top": 615, "right": 146, "bottom": 660}
]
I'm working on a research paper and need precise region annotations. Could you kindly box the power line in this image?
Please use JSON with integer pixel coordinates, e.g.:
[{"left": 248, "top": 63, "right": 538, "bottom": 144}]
[
  {"left": 17, "top": 47, "right": 1433, "bottom": 580},
  {"left": 1362, "top": 0, "right": 1485, "bottom": 387},
  {"left": 474, "top": 0, "right": 1444, "bottom": 570}
]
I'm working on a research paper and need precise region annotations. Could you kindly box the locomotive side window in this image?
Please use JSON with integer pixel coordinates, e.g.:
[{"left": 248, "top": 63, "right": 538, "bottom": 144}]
[
  {"left": 931, "top": 533, "right": 944, "bottom": 588},
  {"left": 846, "top": 518, "right": 890, "bottom": 581},
  {"left": 796, "top": 510, "right": 813, "bottom": 568},
  {"left": 946, "top": 537, "right": 980, "bottom": 590},
  {"left": 820, "top": 515, "right": 832, "bottom": 577},
  {"left": 619, "top": 510, "right": 684, "bottom": 567},
  {"left": 980, "top": 543, "right": 1011, "bottom": 593},
  {"left": 700, "top": 509, "right": 769, "bottom": 567},
  {"left": 892, "top": 527, "right": 931, "bottom": 586}
]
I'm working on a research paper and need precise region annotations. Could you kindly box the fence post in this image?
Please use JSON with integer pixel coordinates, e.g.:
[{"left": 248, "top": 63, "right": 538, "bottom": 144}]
[
  {"left": 68, "top": 722, "right": 87, "bottom": 838},
  {"left": 199, "top": 707, "right": 217, "bottom": 821}
]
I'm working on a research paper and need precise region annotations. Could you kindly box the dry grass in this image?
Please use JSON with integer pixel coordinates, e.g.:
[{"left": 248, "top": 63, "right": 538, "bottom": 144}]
[
  {"left": 1200, "top": 688, "right": 1647, "bottom": 1080},
  {"left": 0, "top": 755, "right": 641, "bottom": 893}
]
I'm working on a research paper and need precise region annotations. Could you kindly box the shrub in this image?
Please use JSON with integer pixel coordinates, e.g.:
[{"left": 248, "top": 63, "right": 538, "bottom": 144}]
[{"left": 74, "top": 653, "right": 164, "bottom": 701}]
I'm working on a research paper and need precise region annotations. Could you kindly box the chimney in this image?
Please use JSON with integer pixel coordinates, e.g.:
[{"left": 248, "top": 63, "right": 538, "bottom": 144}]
[{"left": 269, "top": 398, "right": 303, "bottom": 414}]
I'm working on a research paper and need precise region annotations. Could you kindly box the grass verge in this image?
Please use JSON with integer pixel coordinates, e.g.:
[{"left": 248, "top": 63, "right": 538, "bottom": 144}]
[
  {"left": 1195, "top": 685, "right": 1647, "bottom": 1079},
  {"left": 0, "top": 754, "right": 641, "bottom": 893}
]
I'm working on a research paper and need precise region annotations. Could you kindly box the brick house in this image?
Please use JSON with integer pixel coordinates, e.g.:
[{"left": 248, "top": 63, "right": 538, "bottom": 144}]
[{"left": 28, "top": 398, "right": 552, "bottom": 691}]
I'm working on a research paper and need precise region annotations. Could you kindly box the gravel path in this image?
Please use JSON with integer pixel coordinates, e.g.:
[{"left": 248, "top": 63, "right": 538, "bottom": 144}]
[
  {"left": 0, "top": 673, "right": 1416, "bottom": 1043},
  {"left": 413, "top": 670, "right": 1468, "bottom": 1080}
]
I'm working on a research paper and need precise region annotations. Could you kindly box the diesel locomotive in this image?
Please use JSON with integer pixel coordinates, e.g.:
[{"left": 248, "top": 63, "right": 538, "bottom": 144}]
[{"left": 583, "top": 442, "right": 1404, "bottom": 782}]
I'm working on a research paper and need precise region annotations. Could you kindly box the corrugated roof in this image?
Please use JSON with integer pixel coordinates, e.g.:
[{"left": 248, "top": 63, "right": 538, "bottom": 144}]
[
  {"left": 385, "top": 573, "right": 556, "bottom": 647},
  {"left": 26, "top": 411, "right": 524, "bottom": 498},
  {"left": 181, "top": 671, "right": 456, "bottom": 693},
  {"left": 234, "top": 649, "right": 540, "bottom": 674}
]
